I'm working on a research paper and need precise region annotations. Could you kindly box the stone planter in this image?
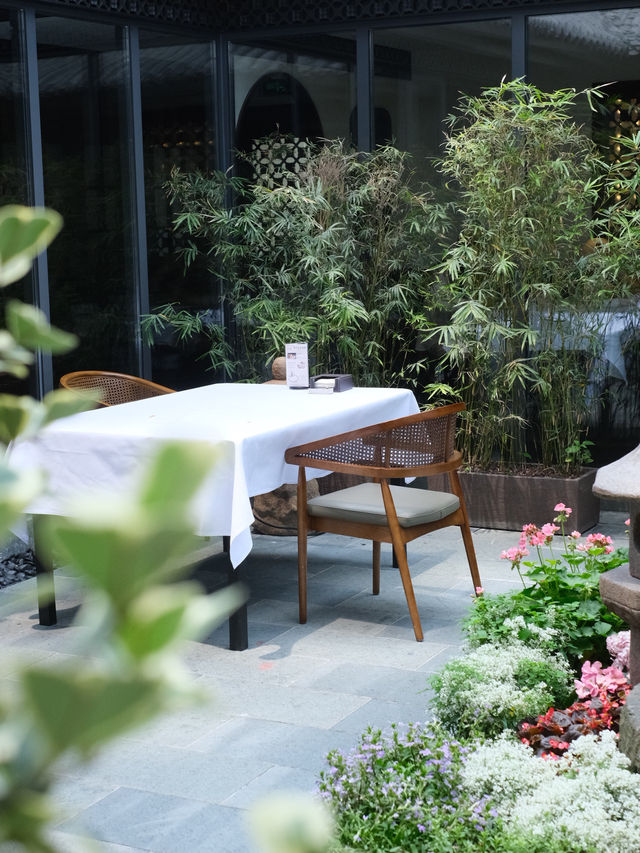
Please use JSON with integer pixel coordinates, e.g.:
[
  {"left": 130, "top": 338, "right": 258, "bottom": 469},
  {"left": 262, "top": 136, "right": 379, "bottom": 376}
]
[{"left": 430, "top": 467, "right": 600, "bottom": 533}]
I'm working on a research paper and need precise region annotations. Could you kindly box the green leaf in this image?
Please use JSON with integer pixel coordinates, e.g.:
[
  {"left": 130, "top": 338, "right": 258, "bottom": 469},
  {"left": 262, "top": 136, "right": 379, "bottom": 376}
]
[
  {"left": 0, "top": 206, "right": 62, "bottom": 286},
  {"left": 0, "top": 329, "right": 34, "bottom": 377},
  {"left": 0, "top": 395, "right": 41, "bottom": 444},
  {"left": 47, "top": 519, "right": 200, "bottom": 608},
  {"left": 138, "top": 441, "right": 219, "bottom": 520},
  {"left": 41, "top": 388, "right": 99, "bottom": 425},
  {"left": 0, "top": 462, "right": 43, "bottom": 540},
  {"left": 118, "top": 583, "right": 246, "bottom": 658},
  {"left": 21, "top": 668, "right": 161, "bottom": 757},
  {"left": 6, "top": 300, "right": 77, "bottom": 354}
]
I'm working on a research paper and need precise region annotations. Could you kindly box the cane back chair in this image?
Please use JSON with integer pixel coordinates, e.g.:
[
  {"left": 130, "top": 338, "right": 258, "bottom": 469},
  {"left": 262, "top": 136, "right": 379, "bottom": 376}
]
[
  {"left": 284, "top": 402, "right": 481, "bottom": 642},
  {"left": 59, "top": 370, "right": 175, "bottom": 407}
]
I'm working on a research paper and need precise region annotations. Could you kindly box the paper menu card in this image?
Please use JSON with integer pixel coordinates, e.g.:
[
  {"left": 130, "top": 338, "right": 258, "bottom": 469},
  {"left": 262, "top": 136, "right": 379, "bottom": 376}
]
[{"left": 285, "top": 342, "right": 309, "bottom": 388}]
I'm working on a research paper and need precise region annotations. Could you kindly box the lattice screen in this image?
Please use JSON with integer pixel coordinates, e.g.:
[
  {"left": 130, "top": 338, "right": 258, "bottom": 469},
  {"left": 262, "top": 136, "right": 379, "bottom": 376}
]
[
  {"left": 39, "top": 0, "right": 555, "bottom": 30},
  {"left": 246, "top": 136, "right": 312, "bottom": 188}
]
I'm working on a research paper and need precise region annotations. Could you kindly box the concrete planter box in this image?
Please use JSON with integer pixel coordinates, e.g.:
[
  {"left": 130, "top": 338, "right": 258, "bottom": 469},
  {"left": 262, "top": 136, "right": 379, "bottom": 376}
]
[{"left": 430, "top": 467, "right": 600, "bottom": 533}]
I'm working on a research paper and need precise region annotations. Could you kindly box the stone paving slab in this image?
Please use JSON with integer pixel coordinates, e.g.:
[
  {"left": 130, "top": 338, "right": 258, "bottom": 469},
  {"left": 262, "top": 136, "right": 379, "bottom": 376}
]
[{"left": 56, "top": 788, "right": 251, "bottom": 853}]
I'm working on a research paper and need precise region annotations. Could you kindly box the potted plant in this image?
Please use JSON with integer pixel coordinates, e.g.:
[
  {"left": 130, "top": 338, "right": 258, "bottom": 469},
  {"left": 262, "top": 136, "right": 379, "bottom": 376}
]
[{"left": 422, "top": 80, "right": 636, "bottom": 531}]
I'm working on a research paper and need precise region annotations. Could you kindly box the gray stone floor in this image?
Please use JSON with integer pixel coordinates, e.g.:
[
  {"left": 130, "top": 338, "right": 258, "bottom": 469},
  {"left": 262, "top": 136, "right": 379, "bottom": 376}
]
[{"left": 0, "top": 510, "right": 629, "bottom": 853}]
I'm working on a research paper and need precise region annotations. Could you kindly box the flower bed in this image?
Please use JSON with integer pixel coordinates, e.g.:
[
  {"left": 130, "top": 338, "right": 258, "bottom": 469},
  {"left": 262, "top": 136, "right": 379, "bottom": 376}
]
[{"left": 318, "top": 505, "right": 636, "bottom": 853}]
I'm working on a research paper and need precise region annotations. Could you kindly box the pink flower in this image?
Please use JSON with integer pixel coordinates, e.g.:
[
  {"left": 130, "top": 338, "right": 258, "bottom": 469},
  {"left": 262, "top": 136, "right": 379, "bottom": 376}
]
[
  {"left": 570, "top": 530, "right": 581, "bottom": 539},
  {"left": 500, "top": 546, "right": 529, "bottom": 565},
  {"left": 585, "top": 532, "right": 614, "bottom": 552},
  {"left": 520, "top": 523, "right": 539, "bottom": 546},
  {"left": 607, "top": 630, "right": 631, "bottom": 671},
  {"left": 540, "top": 523, "right": 559, "bottom": 544},
  {"left": 553, "top": 503, "right": 573, "bottom": 524},
  {"left": 625, "top": 518, "right": 631, "bottom": 526},
  {"left": 575, "top": 659, "right": 629, "bottom": 700},
  {"left": 475, "top": 586, "right": 485, "bottom": 596}
]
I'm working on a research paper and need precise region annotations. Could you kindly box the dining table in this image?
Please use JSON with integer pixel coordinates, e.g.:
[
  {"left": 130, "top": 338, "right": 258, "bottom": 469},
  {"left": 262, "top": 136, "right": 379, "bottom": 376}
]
[{"left": 8, "top": 381, "right": 419, "bottom": 650}]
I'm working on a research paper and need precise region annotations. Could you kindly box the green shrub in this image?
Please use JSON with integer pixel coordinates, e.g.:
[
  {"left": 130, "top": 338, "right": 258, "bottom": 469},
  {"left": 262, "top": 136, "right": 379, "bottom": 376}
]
[
  {"left": 463, "top": 593, "right": 570, "bottom": 652},
  {"left": 429, "top": 642, "right": 574, "bottom": 739},
  {"left": 513, "top": 659, "right": 575, "bottom": 710}
]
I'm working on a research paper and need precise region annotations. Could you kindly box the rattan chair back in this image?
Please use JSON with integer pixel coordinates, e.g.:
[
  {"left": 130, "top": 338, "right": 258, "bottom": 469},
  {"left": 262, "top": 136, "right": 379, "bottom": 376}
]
[
  {"left": 59, "top": 371, "right": 175, "bottom": 407},
  {"left": 286, "top": 402, "right": 463, "bottom": 479}
]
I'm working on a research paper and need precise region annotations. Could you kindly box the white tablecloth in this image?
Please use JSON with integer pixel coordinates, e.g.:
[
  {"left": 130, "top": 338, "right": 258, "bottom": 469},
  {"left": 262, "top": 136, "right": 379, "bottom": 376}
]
[{"left": 8, "top": 383, "right": 419, "bottom": 566}]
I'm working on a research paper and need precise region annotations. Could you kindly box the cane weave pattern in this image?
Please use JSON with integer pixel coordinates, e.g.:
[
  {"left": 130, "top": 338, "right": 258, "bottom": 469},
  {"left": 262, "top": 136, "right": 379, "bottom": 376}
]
[
  {"left": 296, "top": 409, "right": 457, "bottom": 471},
  {"left": 59, "top": 371, "right": 175, "bottom": 407}
]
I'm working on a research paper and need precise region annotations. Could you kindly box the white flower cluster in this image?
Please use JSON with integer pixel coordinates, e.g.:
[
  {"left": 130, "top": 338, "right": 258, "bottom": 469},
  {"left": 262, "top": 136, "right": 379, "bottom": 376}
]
[
  {"left": 432, "top": 642, "right": 573, "bottom": 736},
  {"left": 502, "top": 614, "right": 562, "bottom": 650},
  {"left": 462, "top": 731, "right": 640, "bottom": 853}
]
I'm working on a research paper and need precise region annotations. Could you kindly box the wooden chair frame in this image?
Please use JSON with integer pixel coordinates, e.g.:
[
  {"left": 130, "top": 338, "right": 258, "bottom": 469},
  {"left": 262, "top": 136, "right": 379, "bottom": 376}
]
[
  {"left": 284, "top": 403, "right": 481, "bottom": 642},
  {"left": 59, "top": 370, "right": 175, "bottom": 407}
]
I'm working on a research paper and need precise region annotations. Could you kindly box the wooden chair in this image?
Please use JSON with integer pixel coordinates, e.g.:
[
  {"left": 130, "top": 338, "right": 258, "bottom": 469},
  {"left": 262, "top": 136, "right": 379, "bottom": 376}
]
[
  {"left": 59, "top": 370, "right": 175, "bottom": 407},
  {"left": 284, "top": 402, "right": 481, "bottom": 642}
]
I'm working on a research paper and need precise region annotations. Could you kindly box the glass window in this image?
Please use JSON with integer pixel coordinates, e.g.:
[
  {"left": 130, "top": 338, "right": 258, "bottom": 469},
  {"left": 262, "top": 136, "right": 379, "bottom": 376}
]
[
  {"left": 231, "top": 33, "right": 356, "bottom": 162},
  {"left": 529, "top": 10, "right": 640, "bottom": 132},
  {"left": 37, "top": 16, "right": 137, "bottom": 381},
  {"left": 139, "top": 30, "right": 217, "bottom": 389},
  {"left": 373, "top": 21, "right": 511, "bottom": 182}
]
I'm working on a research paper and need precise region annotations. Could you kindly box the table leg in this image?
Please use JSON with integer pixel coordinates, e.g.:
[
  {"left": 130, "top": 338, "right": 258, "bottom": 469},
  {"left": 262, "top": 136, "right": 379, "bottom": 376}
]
[
  {"left": 228, "top": 561, "right": 248, "bottom": 651},
  {"left": 390, "top": 478, "right": 407, "bottom": 569},
  {"left": 34, "top": 517, "right": 57, "bottom": 626}
]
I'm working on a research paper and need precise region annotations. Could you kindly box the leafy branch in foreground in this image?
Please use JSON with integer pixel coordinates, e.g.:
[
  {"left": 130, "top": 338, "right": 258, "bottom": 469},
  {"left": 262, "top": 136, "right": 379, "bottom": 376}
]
[
  {"left": 1, "top": 442, "right": 245, "bottom": 852},
  {"left": 0, "top": 207, "right": 242, "bottom": 852}
]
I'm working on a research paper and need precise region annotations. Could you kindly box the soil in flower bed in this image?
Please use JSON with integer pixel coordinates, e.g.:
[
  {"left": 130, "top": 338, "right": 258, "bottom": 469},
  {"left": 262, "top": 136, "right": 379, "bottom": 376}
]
[
  {"left": 0, "top": 550, "right": 37, "bottom": 588},
  {"left": 464, "top": 462, "right": 582, "bottom": 478}
]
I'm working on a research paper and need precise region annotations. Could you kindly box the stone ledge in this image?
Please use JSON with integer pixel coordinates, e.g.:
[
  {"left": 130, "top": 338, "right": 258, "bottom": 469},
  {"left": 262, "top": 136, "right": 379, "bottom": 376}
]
[
  {"left": 599, "top": 565, "right": 640, "bottom": 622},
  {"left": 620, "top": 684, "right": 640, "bottom": 771}
]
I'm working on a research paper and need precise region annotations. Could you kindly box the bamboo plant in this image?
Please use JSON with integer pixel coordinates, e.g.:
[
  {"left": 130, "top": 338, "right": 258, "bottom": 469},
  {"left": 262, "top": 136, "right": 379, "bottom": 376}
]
[
  {"left": 422, "top": 79, "right": 633, "bottom": 474},
  {"left": 143, "top": 141, "right": 444, "bottom": 387}
]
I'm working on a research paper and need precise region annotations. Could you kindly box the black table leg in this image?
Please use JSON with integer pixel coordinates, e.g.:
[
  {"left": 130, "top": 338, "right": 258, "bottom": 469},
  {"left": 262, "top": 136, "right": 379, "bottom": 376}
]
[
  {"left": 392, "top": 544, "right": 407, "bottom": 569},
  {"left": 390, "top": 478, "right": 407, "bottom": 569},
  {"left": 34, "top": 516, "right": 57, "bottom": 626},
  {"left": 228, "top": 560, "right": 248, "bottom": 651}
]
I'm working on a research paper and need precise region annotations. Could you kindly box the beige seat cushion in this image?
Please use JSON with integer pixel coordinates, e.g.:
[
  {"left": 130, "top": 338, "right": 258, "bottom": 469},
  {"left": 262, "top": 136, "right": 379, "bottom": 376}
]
[{"left": 307, "top": 482, "right": 460, "bottom": 528}]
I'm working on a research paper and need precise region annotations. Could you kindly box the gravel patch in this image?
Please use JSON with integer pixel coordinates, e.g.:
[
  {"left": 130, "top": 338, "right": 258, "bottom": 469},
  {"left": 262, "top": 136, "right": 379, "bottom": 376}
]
[{"left": 0, "top": 549, "right": 36, "bottom": 588}]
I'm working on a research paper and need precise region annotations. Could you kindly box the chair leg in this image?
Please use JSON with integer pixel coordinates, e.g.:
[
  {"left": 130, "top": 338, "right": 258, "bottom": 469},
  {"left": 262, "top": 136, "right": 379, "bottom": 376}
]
[
  {"left": 449, "top": 469, "right": 482, "bottom": 592},
  {"left": 380, "top": 481, "right": 423, "bottom": 642},
  {"left": 392, "top": 539, "right": 423, "bottom": 642},
  {"left": 296, "top": 468, "right": 308, "bottom": 623},
  {"left": 372, "top": 541, "right": 380, "bottom": 595},
  {"left": 460, "top": 521, "right": 482, "bottom": 592}
]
